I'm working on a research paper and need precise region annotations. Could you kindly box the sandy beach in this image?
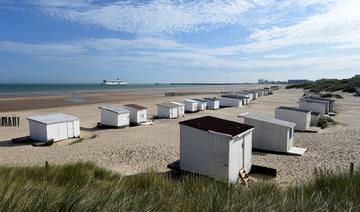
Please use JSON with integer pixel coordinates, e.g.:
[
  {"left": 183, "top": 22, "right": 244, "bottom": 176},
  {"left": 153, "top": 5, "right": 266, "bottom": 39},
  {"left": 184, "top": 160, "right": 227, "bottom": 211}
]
[{"left": 0, "top": 86, "right": 359, "bottom": 186}]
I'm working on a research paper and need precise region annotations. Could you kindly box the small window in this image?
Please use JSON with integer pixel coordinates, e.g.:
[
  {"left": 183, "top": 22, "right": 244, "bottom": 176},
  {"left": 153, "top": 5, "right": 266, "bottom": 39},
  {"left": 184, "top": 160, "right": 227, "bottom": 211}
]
[{"left": 289, "top": 129, "right": 293, "bottom": 139}]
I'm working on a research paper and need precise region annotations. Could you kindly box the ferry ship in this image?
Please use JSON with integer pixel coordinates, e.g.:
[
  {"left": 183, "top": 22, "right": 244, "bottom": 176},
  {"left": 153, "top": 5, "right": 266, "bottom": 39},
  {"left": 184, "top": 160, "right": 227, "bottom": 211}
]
[{"left": 102, "top": 79, "right": 128, "bottom": 85}]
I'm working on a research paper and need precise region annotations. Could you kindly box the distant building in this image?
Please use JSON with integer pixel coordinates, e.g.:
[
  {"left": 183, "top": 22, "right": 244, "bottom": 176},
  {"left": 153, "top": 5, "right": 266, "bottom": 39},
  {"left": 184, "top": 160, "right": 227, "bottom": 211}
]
[
  {"left": 258, "top": 79, "right": 265, "bottom": 84},
  {"left": 288, "top": 79, "right": 310, "bottom": 84}
]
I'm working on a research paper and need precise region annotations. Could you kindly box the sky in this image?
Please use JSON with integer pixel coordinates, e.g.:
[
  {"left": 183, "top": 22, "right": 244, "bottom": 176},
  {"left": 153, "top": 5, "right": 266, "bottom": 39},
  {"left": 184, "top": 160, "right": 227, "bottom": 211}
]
[{"left": 0, "top": 0, "right": 359, "bottom": 83}]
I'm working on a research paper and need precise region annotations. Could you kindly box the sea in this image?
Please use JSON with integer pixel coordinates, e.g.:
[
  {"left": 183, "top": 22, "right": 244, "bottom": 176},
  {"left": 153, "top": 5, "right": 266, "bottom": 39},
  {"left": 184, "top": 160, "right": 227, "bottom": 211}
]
[{"left": 0, "top": 83, "right": 242, "bottom": 97}]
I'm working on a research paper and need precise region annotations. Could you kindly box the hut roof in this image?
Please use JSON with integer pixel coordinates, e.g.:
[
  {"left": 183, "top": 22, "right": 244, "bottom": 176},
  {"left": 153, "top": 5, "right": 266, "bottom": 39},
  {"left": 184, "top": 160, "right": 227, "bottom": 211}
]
[
  {"left": 157, "top": 103, "right": 179, "bottom": 108},
  {"left": 180, "top": 116, "right": 254, "bottom": 137},
  {"left": 192, "top": 98, "right": 207, "bottom": 103},
  {"left": 27, "top": 113, "right": 79, "bottom": 125},
  {"left": 99, "top": 105, "right": 129, "bottom": 114},
  {"left": 124, "top": 104, "right": 147, "bottom": 110},
  {"left": 277, "top": 106, "right": 312, "bottom": 113},
  {"left": 171, "top": 101, "right": 184, "bottom": 106},
  {"left": 203, "top": 97, "right": 219, "bottom": 101},
  {"left": 184, "top": 99, "right": 198, "bottom": 103},
  {"left": 300, "top": 98, "right": 329, "bottom": 104},
  {"left": 221, "top": 94, "right": 247, "bottom": 100},
  {"left": 309, "top": 96, "right": 335, "bottom": 103},
  {"left": 240, "top": 113, "right": 296, "bottom": 128}
]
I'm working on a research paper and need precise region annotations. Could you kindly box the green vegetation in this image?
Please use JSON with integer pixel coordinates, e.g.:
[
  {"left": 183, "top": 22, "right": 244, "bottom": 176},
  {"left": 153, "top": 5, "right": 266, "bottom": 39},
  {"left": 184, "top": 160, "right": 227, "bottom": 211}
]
[
  {"left": 0, "top": 162, "right": 359, "bottom": 211},
  {"left": 318, "top": 116, "right": 337, "bottom": 129},
  {"left": 286, "top": 76, "right": 360, "bottom": 93},
  {"left": 319, "top": 93, "right": 343, "bottom": 99}
]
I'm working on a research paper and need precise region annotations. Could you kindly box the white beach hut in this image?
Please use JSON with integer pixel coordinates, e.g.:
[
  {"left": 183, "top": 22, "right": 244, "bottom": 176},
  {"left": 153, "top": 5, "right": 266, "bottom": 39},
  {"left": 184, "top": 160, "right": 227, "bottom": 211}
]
[
  {"left": 270, "top": 85, "right": 279, "bottom": 90},
  {"left": 264, "top": 87, "right": 273, "bottom": 95},
  {"left": 237, "top": 92, "right": 254, "bottom": 101},
  {"left": 298, "top": 98, "right": 329, "bottom": 116},
  {"left": 220, "top": 95, "right": 244, "bottom": 107},
  {"left": 310, "top": 111, "right": 321, "bottom": 126},
  {"left": 157, "top": 103, "right": 179, "bottom": 118},
  {"left": 355, "top": 87, "right": 360, "bottom": 95},
  {"left": 124, "top": 104, "right": 147, "bottom": 124},
  {"left": 204, "top": 97, "right": 220, "bottom": 110},
  {"left": 179, "top": 116, "right": 254, "bottom": 183},
  {"left": 308, "top": 96, "right": 335, "bottom": 114},
  {"left": 184, "top": 99, "right": 199, "bottom": 112},
  {"left": 99, "top": 105, "right": 130, "bottom": 128},
  {"left": 193, "top": 99, "right": 207, "bottom": 111},
  {"left": 236, "top": 92, "right": 252, "bottom": 103},
  {"left": 171, "top": 101, "right": 185, "bottom": 117},
  {"left": 240, "top": 113, "right": 306, "bottom": 155},
  {"left": 261, "top": 89, "right": 269, "bottom": 96},
  {"left": 245, "top": 90, "right": 258, "bottom": 100},
  {"left": 27, "top": 113, "right": 80, "bottom": 142},
  {"left": 275, "top": 107, "right": 311, "bottom": 131},
  {"left": 255, "top": 90, "right": 264, "bottom": 97}
]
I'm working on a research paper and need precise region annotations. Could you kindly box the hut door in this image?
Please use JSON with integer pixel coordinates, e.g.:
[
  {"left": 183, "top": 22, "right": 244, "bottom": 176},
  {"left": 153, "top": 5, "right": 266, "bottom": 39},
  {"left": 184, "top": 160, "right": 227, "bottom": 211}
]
[
  {"left": 67, "top": 122, "right": 74, "bottom": 138},
  {"left": 211, "top": 133, "right": 227, "bottom": 180}
]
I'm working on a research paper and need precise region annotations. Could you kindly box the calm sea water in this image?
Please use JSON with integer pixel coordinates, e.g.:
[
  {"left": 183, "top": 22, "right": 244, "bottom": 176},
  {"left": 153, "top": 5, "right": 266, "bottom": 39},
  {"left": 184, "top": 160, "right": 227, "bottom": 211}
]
[{"left": 0, "top": 83, "right": 220, "bottom": 97}]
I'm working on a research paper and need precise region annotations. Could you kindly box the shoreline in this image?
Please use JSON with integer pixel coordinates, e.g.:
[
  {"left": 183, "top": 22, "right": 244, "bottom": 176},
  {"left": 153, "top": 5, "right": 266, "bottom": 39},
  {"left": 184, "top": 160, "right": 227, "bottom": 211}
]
[
  {"left": 0, "top": 84, "right": 264, "bottom": 112},
  {"left": 0, "top": 83, "right": 263, "bottom": 98}
]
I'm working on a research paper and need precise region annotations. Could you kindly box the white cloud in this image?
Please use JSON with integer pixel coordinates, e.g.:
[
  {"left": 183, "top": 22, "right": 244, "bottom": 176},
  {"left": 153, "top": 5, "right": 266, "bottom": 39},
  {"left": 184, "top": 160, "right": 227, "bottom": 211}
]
[
  {"left": 39, "top": 0, "right": 256, "bottom": 36},
  {"left": 0, "top": 41, "right": 85, "bottom": 55},
  {"left": 241, "top": 0, "right": 360, "bottom": 52},
  {"left": 0, "top": 0, "right": 341, "bottom": 40},
  {"left": 1, "top": 38, "right": 359, "bottom": 75}
]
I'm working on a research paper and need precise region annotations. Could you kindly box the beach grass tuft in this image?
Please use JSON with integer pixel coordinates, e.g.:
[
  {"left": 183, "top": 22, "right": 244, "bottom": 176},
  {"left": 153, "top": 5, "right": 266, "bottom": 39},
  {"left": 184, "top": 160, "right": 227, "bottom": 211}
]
[
  {"left": 318, "top": 117, "right": 337, "bottom": 129},
  {"left": 0, "top": 162, "right": 359, "bottom": 211}
]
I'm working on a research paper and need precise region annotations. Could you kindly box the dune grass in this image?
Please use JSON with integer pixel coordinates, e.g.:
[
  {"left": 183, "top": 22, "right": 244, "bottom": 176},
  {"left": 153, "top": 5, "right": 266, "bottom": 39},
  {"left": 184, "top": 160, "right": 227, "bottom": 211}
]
[
  {"left": 286, "top": 76, "right": 360, "bottom": 93},
  {"left": 0, "top": 162, "right": 359, "bottom": 211},
  {"left": 317, "top": 116, "right": 337, "bottom": 129}
]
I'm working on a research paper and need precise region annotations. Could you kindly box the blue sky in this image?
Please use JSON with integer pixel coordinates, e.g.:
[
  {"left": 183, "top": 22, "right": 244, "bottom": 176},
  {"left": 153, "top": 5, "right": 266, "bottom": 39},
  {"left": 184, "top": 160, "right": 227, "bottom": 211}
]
[{"left": 0, "top": 0, "right": 359, "bottom": 83}]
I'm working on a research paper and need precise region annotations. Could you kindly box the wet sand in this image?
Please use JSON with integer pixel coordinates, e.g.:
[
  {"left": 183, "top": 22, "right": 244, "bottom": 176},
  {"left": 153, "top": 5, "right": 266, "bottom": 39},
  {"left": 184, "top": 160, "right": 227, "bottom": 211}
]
[{"left": 0, "top": 84, "right": 259, "bottom": 112}]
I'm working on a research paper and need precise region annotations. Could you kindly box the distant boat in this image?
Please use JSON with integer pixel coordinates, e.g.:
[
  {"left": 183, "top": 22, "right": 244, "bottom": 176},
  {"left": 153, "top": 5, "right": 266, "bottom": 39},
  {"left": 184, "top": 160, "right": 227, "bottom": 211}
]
[{"left": 101, "top": 79, "right": 128, "bottom": 85}]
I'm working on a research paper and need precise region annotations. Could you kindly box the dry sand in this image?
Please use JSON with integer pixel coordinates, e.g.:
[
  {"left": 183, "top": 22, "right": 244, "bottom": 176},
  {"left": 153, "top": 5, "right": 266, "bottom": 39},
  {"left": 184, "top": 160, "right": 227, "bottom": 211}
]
[{"left": 0, "top": 86, "right": 359, "bottom": 186}]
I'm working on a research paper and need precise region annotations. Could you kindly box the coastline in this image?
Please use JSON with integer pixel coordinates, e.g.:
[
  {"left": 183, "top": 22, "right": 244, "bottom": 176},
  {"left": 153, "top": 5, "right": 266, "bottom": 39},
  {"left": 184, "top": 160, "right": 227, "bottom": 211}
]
[{"left": 0, "top": 84, "right": 262, "bottom": 112}]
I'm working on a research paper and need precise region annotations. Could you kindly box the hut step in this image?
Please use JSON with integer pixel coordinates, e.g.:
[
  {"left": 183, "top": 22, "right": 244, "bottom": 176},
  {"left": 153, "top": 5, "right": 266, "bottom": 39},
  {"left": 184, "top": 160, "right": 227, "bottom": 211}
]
[{"left": 238, "top": 168, "right": 250, "bottom": 185}]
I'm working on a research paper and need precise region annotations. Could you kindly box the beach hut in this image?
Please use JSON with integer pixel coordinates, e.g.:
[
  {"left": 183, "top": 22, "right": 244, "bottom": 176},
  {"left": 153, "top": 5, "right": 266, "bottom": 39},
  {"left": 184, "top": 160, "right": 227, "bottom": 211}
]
[
  {"left": 262, "top": 89, "right": 269, "bottom": 96},
  {"left": 99, "top": 105, "right": 130, "bottom": 127},
  {"left": 264, "top": 87, "right": 273, "bottom": 95},
  {"left": 184, "top": 99, "right": 199, "bottom": 112},
  {"left": 308, "top": 96, "right": 335, "bottom": 114},
  {"left": 298, "top": 98, "right": 329, "bottom": 116},
  {"left": 355, "top": 87, "right": 360, "bottom": 95},
  {"left": 245, "top": 90, "right": 258, "bottom": 100},
  {"left": 220, "top": 95, "right": 244, "bottom": 107},
  {"left": 157, "top": 103, "right": 179, "bottom": 118},
  {"left": 240, "top": 113, "right": 306, "bottom": 155},
  {"left": 193, "top": 99, "right": 207, "bottom": 111},
  {"left": 204, "top": 97, "right": 220, "bottom": 110},
  {"left": 235, "top": 93, "right": 252, "bottom": 105},
  {"left": 270, "top": 85, "right": 279, "bottom": 90},
  {"left": 27, "top": 113, "right": 80, "bottom": 142},
  {"left": 179, "top": 116, "right": 254, "bottom": 183},
  {"left": 171, "top": 102, "right": 185, "bottom": 117},
  {"left": 124, "top": 104, "right": 147, "bottom": 124},
  {"left": 311, "top": 111, "right": 320, "bottom": 126},
  {"left": 236, "top": 92, "right": 253, "bottom": 103},
  {"left": 275, "top": 107, "right": 311, "bottom": 131},
  {"left": 255, "top": 90, "right": 264, "bottom": 97}
]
